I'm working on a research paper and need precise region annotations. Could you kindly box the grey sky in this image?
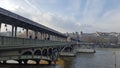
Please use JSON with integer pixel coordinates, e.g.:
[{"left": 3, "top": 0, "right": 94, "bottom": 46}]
[{"left": 0, "top": 0, "right": 120, "bottom": 33}]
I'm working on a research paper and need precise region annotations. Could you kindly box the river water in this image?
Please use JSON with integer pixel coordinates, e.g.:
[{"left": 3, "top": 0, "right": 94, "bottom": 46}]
[
  {"left": 61, "top": 48, "right": 120, "bottom": 68},
  {"left": 0, "top": 48, "right": 120, "bottom": 68}
]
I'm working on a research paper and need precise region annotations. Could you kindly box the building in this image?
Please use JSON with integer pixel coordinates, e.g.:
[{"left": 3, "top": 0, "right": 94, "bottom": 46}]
[{"left": 65, "top": 32, "right": 80, "bottom": 42}]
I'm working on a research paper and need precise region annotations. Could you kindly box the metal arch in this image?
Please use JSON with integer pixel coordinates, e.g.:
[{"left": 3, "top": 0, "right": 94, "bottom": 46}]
[
  {"left": 47, "top": 48, "right": 53, "bottom": 56},
  {"left": 22, "top": 51, "right": 32, "bottom": 55},
  {"left": 41, "top": 48, "right": 48, "bottom": 56},
  {"left": 34, "top": 50, "right": 42, "bottom": 55}
]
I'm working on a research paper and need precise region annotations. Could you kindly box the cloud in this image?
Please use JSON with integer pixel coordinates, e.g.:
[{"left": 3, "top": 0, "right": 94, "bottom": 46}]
[
  {"left": 97, "top": 8, "right": 120, "bottom": 32},
  {"left": 0, "top": 0, "right": 80, "bottom": 33},
  {"left": 0, "top": 0, "right": 120, "bottom": 33}
]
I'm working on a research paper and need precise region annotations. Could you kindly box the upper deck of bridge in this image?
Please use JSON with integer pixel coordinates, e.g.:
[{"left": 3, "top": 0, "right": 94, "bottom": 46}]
[{"left": 0, "top": 7, "right": 66, "bottom": 38}]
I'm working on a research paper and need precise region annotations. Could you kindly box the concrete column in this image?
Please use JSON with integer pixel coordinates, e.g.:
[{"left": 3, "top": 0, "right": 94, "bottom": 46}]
[
  {"left": 34, "top": 31, "right": 38, "bottom": 39},
  {"left": 63, "top": 38, "right": 65, "bottom": 41},
  {"left": 50, "top": 35, "right": 52, "bottom": 40},
  {"left": 46, "top": 33, "right": 47, "bottom": 40},
  {"left": 41, "top": 32, "right": 43, "bottom": 40},
  {"left": 59, "top": 37, "right": 61, "bottom": 41},
  {"left": 62, "top": 38, "right": 64, "bottom": 41},
  {"left": 59, "top": 37, "right": 60, "bottom": 41},
  {"left": 18, "top": 60, "right": 22, "bottom": 64},
  {"left": 48, "top": 61, "right": 51, "bottom": 65},
  {"left": 39, "top": 32, "right": 42, "bottom": 40},
  {"left": 23, "top": 60, "right": 28, "bottom": 64},
  {"left": 44, "top": 33, "right": 46, "bottom": 40},
  {"left": 55, "top": 36, "right": 57, "bottom": 41},
  {"left": 52, "top": 35, "right": 54, "bottom": 40},
  {"left": 48, "top": 34, "right": 50, "bottom": 40},
  {"left": 49, "top": 35, "right": 52, "bottom": 40},
  {"left": 42, "top": 33, "right": 44, "bottom": 39},
  {"left": 56, "top": 36, "right": 58, "bottom": 41},
  {"left": 53, "top": 35, "right": 55, "bottom": 41},
  {"left": 12, "top": 25, "right": 14, "bottom": 37},
  {"left": 52, "top": 35, "right": 54, "bottom": 41},
  {"left": 54, "top": 36, "right": 56, "bottom": 41},
  {"left": 45, "top": 33, "right": 47, "bottom": 40},
  {"left": 14, "top": 26, "right": 17, "bottom": 37},
  {"left": 37, "top": 32, "right": 40, "bottom": 39},
  {"left": 46, "top": 33, "right": 49, "bottom": 40},
  {"left": 26, "top": 29, "right": 28, "bottom": 38},
  {"left": 60, "top": 38, "right": 62, "bottom": 41},
  {"left": 35, "top": 59, "right": 40, "bottom": 64},
  {"left": 58, "top": 37, "right": 60, "bottom": 41},
  {"left": 0, "top": 23, "right": 1, "bottom": 32},
  {"left": 42, "top": 32, "right": 44, "bottom": 40},
  {"left": 3, "top": 61, "right": 6, "bottom": 64}
]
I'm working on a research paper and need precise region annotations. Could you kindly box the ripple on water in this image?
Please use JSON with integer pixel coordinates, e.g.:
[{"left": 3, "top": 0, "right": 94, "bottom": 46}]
[{"left": 61, "top": 48, "right": 120, "bottom": 68}]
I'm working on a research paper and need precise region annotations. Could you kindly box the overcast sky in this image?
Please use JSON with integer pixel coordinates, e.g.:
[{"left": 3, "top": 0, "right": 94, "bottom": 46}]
[{"left": 0, "top": 0, "right": 120, "bottom": 33}]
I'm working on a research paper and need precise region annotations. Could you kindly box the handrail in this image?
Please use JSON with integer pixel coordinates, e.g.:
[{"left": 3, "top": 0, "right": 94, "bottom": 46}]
[{"left": 0, "top": 36, "right": 75, "bottom": 47}]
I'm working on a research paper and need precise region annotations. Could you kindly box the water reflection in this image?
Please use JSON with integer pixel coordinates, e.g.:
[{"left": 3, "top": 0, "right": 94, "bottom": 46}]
[
  {"left": 61, "top": 48, "right": 120, "bottom": 68},
  {"left": 0, "top": 48, "right": 120, "bottom": 68}
]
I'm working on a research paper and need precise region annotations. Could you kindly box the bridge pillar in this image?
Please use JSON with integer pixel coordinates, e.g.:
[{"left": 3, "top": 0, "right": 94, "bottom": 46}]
[
  {"left": 35, "top": 59, "right": 40, "bottom": 64},
  {"left": 0, "top": 23, "right": 1, "bottom": 31},
  {"left": 53, "top": 35, "right": 55, "bottom": 41},
  {"left": 45, "top": 33, "right": 47, "bottom": 40},
  {"left": 41, "top": 32, "right": 43, "bottom": 40},
  {"left": 18, "top": 60, "right": 22, "bottom": 64},
  {"left": 48, "top": 61, "right": 51, "bottom": 65},
  {"left": 44, "top": 33, "right": 46, "bottom": 40},
  {"left": 34, "top": 31, "right": 38, "bottom": 39},
  {"left": 12, "top": 25, "right": 14, "bottom": 37},
  {"left": 46, "top": 33, "right": 49, "bottom": 40},
  {"left": 50, "top": 35, "right": 53, "bottom": 40},
  {"left": 47, "top": 34, "right": 50, "bottom": 40},
  {"left": 54, "top": 36, "right": 56, "bottom": 41},
  {"left": 55, "top": 36, "right": 57, "bottom": 41},
  {"left": 23, "top": 60, "right": 28, "bottom": 64},
  {"left": 3, "top": 61, "right": 7, "bottom": 64},
  {"left": 14, "top": 26, "right": 17, "bottom": 37},
  {"left": 42, "top": 32, "right": 44, "bottom": 40},
  {"left": 39, "top": 32, "right": 42, "bottom": 40},
  {"left": 43, "top": 32, "right": 45, "bottom": 40},
  {"left": 26, "top": 29, "right": 28, "bottom": 38}
]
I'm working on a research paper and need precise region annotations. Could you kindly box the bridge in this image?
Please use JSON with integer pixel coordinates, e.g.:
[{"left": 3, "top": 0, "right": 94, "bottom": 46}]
[{"left": 0, "top": 8, "right": 77, "bottom": 64}]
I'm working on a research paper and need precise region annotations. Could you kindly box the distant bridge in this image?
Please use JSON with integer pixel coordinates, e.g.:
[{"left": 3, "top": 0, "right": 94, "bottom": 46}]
[{"left": 0, "top": 8, "right": 77, "bottom": 64}]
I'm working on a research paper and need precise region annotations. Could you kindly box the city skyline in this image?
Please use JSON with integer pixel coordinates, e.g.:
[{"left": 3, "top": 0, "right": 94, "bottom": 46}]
[{"left": 0, "top": 0, "right": 120, "bottom": 33}]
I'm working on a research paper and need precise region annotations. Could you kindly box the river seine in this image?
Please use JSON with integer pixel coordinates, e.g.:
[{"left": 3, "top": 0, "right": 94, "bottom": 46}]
[
  {"left": 61, "top": 48, "right": 120, "bottom": 68},
  {"left": 0, "top": 48, "right": 120, "bottom": 68}
]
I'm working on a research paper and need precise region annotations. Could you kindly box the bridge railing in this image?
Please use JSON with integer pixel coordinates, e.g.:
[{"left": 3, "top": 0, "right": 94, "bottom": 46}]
[{"left": 0, "top": 36, "right": 74, "bottom": 47}]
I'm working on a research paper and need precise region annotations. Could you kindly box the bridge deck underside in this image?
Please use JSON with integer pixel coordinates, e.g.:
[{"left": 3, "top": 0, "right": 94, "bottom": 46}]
[{"left": 0, "top": 55, "right": 51, "bottom": 61}]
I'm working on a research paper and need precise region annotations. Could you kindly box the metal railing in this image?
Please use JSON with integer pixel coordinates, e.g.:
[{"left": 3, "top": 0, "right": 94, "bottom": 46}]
[{"left": 0, "top": 36, "right": 74, "bottom": 47}]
